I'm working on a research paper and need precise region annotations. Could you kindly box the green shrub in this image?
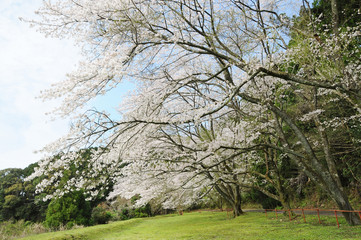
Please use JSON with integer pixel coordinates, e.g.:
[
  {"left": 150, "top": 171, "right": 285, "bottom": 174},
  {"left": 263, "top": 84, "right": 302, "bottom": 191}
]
[
  {"left": 45, "top": 191, "right": 91, "bottom": 229},
  {"left": 132, "top": 207, "right": 149, "bottom": 218},
  {"left": 119, "top": 208, "right": 130, "bottom": 220},
  {"left": 91, "top": 204, "right": 112, "bottom": 224}
]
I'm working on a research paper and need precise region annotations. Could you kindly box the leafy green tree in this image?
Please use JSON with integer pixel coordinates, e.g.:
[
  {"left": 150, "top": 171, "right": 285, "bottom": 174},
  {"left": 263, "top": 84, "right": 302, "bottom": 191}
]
[
  {"left": 45, "top": 190, "right": 91, "bottom": 228},
  {"left": 312, "top": 0, "right": 361, "bottom": 29},
  {"left": 0, "top": 167, "right": 44, "bottom": 222}
]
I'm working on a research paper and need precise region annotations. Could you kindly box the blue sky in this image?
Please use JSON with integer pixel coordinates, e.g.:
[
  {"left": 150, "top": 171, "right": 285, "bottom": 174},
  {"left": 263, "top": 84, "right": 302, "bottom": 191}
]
[
  {"left": 0, "top": 0, "right": 81, "bottom": 170},
  {"left": 0, "top": 0, "right": 134, "bottom": 170}
]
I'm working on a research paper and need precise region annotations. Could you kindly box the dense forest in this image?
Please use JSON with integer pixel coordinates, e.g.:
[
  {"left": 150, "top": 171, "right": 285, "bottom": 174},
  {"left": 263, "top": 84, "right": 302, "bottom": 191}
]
[{"left": 1, "top": 0, "right": 361, "bottom": 230}]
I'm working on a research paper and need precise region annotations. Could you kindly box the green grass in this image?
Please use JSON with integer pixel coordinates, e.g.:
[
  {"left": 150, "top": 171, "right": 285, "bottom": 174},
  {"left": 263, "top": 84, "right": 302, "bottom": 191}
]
[
  {"left": 18, "top": 212, "right": 361, "bottom": 240},
  {"left": 0, "top": 220, "right": 47, "bottom": 240}
]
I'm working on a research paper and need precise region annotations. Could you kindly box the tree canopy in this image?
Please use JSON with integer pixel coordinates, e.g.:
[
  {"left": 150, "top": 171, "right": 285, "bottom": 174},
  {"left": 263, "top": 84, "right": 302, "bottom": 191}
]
[{"left": 25, "top": 0, "right": 361, "bottom": 225}]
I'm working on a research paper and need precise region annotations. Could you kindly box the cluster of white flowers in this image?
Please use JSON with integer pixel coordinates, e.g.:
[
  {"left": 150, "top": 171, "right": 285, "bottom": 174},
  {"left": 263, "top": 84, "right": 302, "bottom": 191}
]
[
  {"left": 25, "top": 0, "right": 361, "bottom": 212},
  {"left": 299, "top": 109, "right": 325, "bottom": 122}
]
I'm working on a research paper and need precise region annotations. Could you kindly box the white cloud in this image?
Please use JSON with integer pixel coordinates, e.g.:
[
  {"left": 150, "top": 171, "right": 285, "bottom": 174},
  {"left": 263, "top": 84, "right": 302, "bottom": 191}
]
[{"left": 0, "top": 0, "right": 81, "bottom": 169}]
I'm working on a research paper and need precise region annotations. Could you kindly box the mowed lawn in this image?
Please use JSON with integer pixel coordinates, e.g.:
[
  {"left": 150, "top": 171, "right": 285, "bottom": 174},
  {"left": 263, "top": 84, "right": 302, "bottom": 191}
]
[{"left": 20, "top": 212, "right": 361, "bottom": 240}]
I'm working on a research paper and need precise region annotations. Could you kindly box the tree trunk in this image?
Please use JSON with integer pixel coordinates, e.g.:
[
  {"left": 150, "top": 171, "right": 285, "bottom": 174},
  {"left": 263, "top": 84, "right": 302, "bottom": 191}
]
[
  {"left": 233, "top": 200, "right": 243, "bottom": 217},
  {"left": 233, "top": 184, "right": 243, "bottom": 216},
  {"left": 269, "top": 103, "right": 360, "bottom": 225},
  {"left": 278, "top": 193, "right": 291, "bottom": 211},
  {"left": 330, "top": 0, "right": 339, "bottom": 34},
  {"left": 213, "top": 183, "right": 243, "bottom": 217},
  {"left": 205, "top": 166, "right": 243, "bottom": 217},
  {"left": 325, "top": 176, "right": 361, "bottom": 225}
]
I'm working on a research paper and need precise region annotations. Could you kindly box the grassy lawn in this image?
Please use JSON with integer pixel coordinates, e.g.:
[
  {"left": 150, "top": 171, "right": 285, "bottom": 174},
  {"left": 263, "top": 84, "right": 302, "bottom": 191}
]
[{"left": 19, "top": 211, "right": 361, "bottom": 240}]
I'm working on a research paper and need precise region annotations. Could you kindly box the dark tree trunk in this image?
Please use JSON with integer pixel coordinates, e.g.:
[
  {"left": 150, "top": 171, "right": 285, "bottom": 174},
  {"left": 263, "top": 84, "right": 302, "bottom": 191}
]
[
  {"left": 214, "top": 183, "right": 243, "bottom": 217},
  {"left": 233, "top": 200, "right": 243, "bottom": 217},
  {"left": 233, "top": 184, "right": 243, "bottom": 216},
  {"left": 326, "top": 178, "right": 361, "bottom": 225},
  {"left": 269, "top": 103, "right": 360, "bottom": 225}
]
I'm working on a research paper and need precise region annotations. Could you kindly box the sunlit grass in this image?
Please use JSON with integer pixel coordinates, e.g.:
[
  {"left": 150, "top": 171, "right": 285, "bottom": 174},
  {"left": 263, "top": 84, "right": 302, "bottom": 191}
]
[{"left": 18, "top": 212, "right": 361, "bottom": 240}]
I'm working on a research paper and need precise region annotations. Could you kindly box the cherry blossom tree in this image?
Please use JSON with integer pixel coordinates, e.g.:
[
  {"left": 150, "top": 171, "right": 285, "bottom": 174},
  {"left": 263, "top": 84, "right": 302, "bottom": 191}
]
[{"left": 26, "top": 0, "right": 361, "bottom": 224}]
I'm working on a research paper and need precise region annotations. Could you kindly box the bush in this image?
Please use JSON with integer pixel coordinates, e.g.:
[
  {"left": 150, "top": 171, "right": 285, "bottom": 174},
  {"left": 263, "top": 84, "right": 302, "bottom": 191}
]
[
  {"left": 0, "top": 220, "right": 47, "bottom": 240},
  {"left": 117, "top": 203, "right": 151, "bottom": 221},
  {"left": 132, "top": 205, "right": 150, "bottom": 218},
  {"left": 118, "top": 208, "right": 130, "bottom": 220},
  {"left": 91, "top": 204, "right": 112, "bottom": 224},
  {"left": 45, "top": 191, "right": 91, "bottom": 229}
]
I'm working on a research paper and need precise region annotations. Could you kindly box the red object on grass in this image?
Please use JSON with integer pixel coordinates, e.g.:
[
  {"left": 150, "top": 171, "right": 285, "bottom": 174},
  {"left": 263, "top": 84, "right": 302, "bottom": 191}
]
[
  {"left": 334, "top": 211, "right": 339, "bottom": 228},
  {"left": 317, "top": 208, "right": 321, "bottom": 224}
]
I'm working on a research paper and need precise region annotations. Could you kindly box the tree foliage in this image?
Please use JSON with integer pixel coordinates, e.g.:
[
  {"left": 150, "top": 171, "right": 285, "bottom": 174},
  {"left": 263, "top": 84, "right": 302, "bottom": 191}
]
[
  {"left": 24, "top": 0, "right": 361, "bottom": 224},
  {"left": 0, "top": 165, "right": 46, "bottom": 222},
  {"left": 45, "top": 190, "right": 91, "bottom": 228}
]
